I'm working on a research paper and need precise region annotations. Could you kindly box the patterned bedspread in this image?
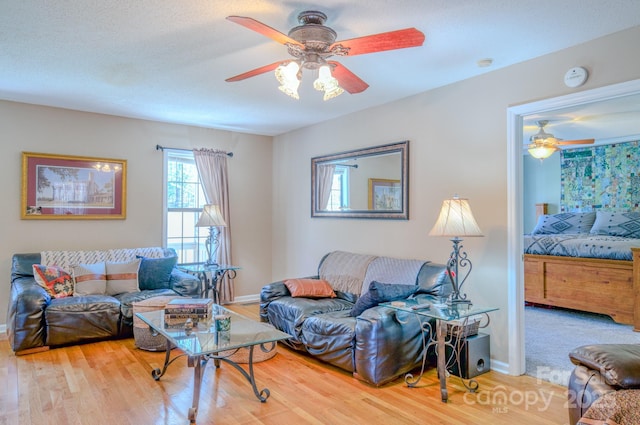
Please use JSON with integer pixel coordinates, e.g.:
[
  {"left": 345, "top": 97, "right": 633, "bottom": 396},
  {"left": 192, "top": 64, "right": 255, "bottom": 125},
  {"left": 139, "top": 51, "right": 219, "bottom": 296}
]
[{"left": 524, "top": 234, "right": 640, "bottom": 261}]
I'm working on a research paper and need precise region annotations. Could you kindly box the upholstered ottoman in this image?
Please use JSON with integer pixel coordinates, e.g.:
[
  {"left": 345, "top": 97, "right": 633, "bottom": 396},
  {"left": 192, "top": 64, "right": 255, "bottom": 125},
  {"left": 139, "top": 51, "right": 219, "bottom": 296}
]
[{"left": 132, "top": 295, "right": 185, "bottom": 351}]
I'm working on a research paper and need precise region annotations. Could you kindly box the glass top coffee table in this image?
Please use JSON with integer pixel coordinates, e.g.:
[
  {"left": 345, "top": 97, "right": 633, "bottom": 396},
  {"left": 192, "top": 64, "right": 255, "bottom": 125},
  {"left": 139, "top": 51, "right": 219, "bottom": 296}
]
[
  {"left": 136, "top": 305, "right": 291, "bottom": 423},
  {"left": 382, "top": 296, "right": 498, "bottom": 402}
]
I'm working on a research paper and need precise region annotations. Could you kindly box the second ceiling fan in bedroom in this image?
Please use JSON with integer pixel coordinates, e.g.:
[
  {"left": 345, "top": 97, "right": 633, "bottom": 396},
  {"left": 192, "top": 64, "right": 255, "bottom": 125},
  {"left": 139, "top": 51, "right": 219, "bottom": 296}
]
[
  {"left": 527, "top": 120, "right": 595, "bottom": 160},
  {"left": 225, "top": 10, "right": 425, "bottom": 100}
]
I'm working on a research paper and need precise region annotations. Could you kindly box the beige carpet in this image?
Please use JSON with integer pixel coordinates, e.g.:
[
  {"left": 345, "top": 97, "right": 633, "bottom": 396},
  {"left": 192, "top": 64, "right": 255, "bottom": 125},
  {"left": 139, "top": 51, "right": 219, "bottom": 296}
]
[{"left": 524, "top": 305, "right": 640, "bottom": 386}]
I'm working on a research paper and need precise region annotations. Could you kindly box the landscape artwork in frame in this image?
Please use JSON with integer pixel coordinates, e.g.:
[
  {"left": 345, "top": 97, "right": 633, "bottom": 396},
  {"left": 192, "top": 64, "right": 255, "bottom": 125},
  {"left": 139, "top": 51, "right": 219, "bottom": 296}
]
[
  {"left": 21, "top": 152, "right": 127, "bottom": 219},
  {"left": 368, "top": 178, "right": 402, "bottom": 210}
]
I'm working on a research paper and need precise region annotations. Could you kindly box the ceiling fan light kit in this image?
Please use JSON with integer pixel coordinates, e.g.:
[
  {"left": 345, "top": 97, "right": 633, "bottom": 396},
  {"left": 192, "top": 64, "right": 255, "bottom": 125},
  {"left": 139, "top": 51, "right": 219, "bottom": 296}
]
[
  {"left": 275, "top": 62, "right": 301, "bottom": 99},
  {"left": 527, "top": 143, "right": 559, "bottom": 160},
  {"left": 226, "top": 10, "right": 425, "bottom": 100},
  {"left": 313, "top": 65, "right": 345, "bottom": 100},
  {"left": 526, "top": 120, "right": 595, "bottom": 160}
]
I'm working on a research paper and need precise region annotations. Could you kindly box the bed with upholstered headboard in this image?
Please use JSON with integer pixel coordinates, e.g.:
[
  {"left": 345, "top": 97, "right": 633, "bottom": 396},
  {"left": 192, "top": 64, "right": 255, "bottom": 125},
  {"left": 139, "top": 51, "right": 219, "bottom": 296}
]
[{"left": 523, "top": 210, "right": 640, "bottom": 331}]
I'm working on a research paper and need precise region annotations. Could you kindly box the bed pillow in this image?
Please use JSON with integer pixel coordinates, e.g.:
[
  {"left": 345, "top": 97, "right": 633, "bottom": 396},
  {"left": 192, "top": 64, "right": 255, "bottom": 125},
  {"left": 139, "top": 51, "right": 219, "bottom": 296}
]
[
  {"left": 590, "top": 211, "right": 640, "bottom": 238},
  {"left": 137, "top": 255, "right": 177, "bottom": 290},
  {"left": 72, "top": 262, "right": 107, "bottom": 296},
  {"left": 32, "top": 264, "right": 74, "bottom": 298},
  {"left": 283, "top": 278, "right": 336, "bottom": 298},
  {"left": 350, "top": 281, "right": 418, "bottom": 317},
  {"left": 105, "top": 259, "right": 141, "bottom": 295},
  {"left": 531, "top": 212, "right": 596, "bottom": 235}
]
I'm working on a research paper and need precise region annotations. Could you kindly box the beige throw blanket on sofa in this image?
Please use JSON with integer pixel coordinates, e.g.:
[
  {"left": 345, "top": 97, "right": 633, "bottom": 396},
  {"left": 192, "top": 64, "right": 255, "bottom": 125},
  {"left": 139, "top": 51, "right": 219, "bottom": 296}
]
[
  {"left": 319, "top": 251, "right": 376, "bottom": 295},
  {"left": 360, "top": 256, "right": 425, "bottom": 295},
  {"left": 41, "top": 247, "right": 166, "bottom": 272}
]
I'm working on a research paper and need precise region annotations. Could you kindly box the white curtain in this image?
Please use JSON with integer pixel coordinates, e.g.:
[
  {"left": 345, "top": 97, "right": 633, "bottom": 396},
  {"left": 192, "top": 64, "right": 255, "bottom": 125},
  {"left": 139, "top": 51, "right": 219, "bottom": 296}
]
[
  {"left": 317, "top": 164, "right": 336, "bottom": 210},
  {"left": 193, "top": 148, "right": 233, "bottom": 304}
]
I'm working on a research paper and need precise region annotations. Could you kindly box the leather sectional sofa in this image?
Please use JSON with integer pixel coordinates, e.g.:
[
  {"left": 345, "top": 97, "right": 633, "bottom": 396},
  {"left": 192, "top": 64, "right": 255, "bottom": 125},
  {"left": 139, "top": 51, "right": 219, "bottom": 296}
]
[
  {"left": 260, "top": 250, "right": 450, "bottom": 386},
  {"left": 568, "top": 344, "right": 640, "bottom": 424},
  {"left": 7, "top": 247, "right": 200, "bottom": 354}
]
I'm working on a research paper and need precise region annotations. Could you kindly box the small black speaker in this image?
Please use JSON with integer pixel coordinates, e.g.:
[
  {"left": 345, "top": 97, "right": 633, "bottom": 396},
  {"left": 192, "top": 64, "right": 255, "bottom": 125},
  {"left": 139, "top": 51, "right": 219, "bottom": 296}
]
[{"left": 445, "top": 333, "right": 490, "bottom": 379}]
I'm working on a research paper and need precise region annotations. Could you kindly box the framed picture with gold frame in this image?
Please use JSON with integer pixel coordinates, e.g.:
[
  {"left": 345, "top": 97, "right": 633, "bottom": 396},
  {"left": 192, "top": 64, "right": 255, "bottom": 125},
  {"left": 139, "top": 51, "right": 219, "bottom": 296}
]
[
  {"left": 21, "top": 152, "right": 127, "bottom": 220},
  {"left": 368, "top": 178, "right": 402, "bottom": 211}
]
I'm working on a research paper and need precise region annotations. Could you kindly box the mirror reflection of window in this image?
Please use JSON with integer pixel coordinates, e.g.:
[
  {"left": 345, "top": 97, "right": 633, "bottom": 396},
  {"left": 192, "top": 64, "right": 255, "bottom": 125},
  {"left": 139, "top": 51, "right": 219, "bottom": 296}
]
[{"left": 327, "top": 166, "right": 350, "bottom": 210}]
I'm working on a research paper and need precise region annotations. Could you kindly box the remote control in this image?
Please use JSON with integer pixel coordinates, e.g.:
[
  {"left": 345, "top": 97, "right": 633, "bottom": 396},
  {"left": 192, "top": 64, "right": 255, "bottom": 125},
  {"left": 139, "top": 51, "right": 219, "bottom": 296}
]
[{"left": 411, "top": 303, "right": 431, "bottom": 310}]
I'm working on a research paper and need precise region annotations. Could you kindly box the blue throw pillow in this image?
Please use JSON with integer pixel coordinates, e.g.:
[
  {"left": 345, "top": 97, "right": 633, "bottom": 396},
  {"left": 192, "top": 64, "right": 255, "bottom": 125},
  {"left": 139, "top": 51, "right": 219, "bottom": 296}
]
[
  {"left": 349, "top": 281, "right": 418, "bottom": 317},
  {"left": 137, "top": 255, "right": 177, "bottom": 290}
]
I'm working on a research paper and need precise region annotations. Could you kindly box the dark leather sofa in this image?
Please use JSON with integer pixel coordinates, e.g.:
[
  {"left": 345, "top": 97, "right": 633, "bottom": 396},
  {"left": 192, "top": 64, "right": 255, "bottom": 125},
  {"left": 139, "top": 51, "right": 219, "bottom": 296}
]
[
  {"left": 568, "top": 344, "right": 640, "bottom": 424},
  {"left": 260, "top": 251, "right": 450, "bottom": 386},
  {"left": 7, "top": 247, "right": 200, "bottom": 354}
]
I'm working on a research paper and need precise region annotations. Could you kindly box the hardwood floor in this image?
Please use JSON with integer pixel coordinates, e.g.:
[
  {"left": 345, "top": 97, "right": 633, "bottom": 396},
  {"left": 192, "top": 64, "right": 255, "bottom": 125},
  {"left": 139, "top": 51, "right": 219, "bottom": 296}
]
[{"left": 1, "top": 303, "right": 570, "bottom": 425}]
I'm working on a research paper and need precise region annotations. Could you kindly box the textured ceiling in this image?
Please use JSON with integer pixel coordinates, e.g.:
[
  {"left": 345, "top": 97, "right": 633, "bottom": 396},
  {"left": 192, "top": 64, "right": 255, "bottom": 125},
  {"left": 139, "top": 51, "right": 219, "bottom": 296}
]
[{"left": 1, "top": 1, "right": 640, "bottom": 136}]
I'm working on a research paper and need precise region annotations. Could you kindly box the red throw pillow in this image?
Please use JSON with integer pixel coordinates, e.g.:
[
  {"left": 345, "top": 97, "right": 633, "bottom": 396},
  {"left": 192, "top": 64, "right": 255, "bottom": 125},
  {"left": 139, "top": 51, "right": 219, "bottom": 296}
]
[
  {"left": 33, "top": 264, "right": 74, "bottom": 298},
  {"left": 284, "top": 278, "right": 336, "bottom": 298}
]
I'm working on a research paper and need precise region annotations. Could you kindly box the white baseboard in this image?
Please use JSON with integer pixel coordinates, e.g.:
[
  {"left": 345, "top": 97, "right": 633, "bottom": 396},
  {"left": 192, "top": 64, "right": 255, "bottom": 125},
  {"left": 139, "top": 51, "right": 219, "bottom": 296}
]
[
  {"left": 0, "top": 324, "right": 6, "bottom": 335},
  {"left": 490, "top": 359, "right": 510, "bottom": 375},
  {"left": 230, "top": 293, "right": 260, "bottom": 304}
]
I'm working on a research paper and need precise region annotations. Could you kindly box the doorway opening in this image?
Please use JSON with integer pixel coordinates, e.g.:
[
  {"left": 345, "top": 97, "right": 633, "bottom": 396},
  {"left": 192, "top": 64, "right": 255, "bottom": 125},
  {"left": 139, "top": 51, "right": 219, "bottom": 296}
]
[{"left": 506, "top": 78, "right": 640, "bottom": 375}]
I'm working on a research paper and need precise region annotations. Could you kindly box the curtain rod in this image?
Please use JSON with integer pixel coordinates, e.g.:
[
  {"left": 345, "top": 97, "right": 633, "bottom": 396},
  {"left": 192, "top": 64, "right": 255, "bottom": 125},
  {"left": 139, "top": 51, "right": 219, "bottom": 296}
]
[{"left": 155, "top": 144, "right": 233, "bottom": 157}]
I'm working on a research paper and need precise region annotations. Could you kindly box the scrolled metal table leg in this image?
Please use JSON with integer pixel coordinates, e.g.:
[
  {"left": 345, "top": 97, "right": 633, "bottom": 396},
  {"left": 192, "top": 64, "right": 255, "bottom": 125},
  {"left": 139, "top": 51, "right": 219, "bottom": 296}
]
[
  {"left": 188, "top": 354, "right": 209, "bottom": 423},
  {"left": 152, "top": 334, "right": 179, "bottom": 380},
  {"left": 404, "top": 316, "right": 435, "bottom": 388},
  {"left": 436, "top": 319, "right": 449, "bottom": 402},
  {"left": 215, "top": 344, "right": 271, "bottom": 402}
]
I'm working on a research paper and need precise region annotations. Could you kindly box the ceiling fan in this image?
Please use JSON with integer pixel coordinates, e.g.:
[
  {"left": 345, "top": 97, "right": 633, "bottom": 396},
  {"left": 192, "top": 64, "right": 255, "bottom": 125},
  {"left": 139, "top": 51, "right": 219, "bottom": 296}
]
[
  {"left": 526, "top": 120, "right": 595, "bottom": 159},
  {"left": 225, "top": 10, "right": 425, "bottom": 100}
]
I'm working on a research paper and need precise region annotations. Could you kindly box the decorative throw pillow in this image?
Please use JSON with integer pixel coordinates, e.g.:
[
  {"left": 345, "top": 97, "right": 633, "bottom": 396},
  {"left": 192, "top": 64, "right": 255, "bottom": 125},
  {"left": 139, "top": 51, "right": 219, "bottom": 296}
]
[
  {"left": 590, "top": 211, "right": 640, "bottom": 238},
  {"left": 105, "top": 259, "right": 141, "bottom": 295},
  {"left": 32, "top": 264, "right": 74, "bottom": 298},
  {"left": 350, "top": 281, "right": 419, "bottom": 317},
  {"left": 137, "top": 255, "right": 177, "bottom": 290},
  {"left": 283, "top": 278, "right": 336, "bottom": 298},
  {"left": 72, "top": 262, "right": 107, "bottom": 296},
  {"left": 531, "top": 212, "right": 596, "bottom": 235}
]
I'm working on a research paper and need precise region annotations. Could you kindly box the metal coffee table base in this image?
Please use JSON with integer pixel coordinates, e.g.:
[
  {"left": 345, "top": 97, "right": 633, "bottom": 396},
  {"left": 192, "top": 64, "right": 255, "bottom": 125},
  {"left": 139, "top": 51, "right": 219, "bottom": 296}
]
[{"left": 151, "top": 338, "right": 275, "bottom": 423}]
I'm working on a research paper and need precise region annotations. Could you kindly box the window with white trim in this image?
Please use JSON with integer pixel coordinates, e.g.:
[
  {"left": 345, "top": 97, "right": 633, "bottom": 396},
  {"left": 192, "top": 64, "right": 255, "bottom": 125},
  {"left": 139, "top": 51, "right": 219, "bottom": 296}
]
[{"left": 164, "top": 149, "right": 208, "bottom": 264}]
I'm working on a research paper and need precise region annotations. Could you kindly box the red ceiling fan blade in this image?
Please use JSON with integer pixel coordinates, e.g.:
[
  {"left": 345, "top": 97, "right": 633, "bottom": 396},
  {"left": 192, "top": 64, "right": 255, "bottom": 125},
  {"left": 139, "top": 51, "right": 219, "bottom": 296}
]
[
  {"left": 227, "top": 16, "right": 303, "bottom": 47},
  {"left": 331, "top": 28, "right": 425, "bottom": 56},
  {"left": 329, "top": 61, "right": 369, "bottom": 94},
  {"left": 226, "top": 60, "right": 289, "bottom": 82},
  {"left": 557, "top": 139, "right": 596, "bottom": 145}
]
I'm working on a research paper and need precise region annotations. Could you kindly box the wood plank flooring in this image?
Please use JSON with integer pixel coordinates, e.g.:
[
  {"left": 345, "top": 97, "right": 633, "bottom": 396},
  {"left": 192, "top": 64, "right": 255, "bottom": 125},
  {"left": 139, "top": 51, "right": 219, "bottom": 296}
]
[{"left": 1, "top": 303, "right": 571, "bottom": 425}]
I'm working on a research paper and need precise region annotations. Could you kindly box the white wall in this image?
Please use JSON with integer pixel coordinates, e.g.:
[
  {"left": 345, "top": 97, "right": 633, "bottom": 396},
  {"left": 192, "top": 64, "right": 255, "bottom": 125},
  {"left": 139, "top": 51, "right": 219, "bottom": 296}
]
[
  {"left": 271, "top": 26, "right": 640, "bottom": 369},
  {"left": 1, "top": 102, "right": 273, "bottom": 324},
  {"left": 523, "top": 154, "right": 561, "bottom": 232}
]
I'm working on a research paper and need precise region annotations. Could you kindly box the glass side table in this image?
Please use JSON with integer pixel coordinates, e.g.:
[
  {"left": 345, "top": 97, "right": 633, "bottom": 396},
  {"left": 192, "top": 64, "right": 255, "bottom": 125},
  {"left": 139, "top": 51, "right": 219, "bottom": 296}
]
[
  {"left": 177, "top": 263, "right": 240, "bottom": 304},
  {"left": 382, "top": 296, "right": 498, "bottom": 402}
]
